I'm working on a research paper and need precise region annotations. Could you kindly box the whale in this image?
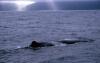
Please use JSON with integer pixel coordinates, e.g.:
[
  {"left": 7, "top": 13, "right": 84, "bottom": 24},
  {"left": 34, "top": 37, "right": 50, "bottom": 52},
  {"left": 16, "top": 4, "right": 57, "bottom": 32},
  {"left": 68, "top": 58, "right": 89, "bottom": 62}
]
[
  {"left": 7, "top": 37, "right": 94, "bottom": 51},
  {"left": 57, "top": 37, "right": 94, "bottom": 44},
  {"left": 29, "top": 37, "right": 94, "bottom": 48},
  {"left": 29, "top": 41, "right": 54, "bottom": 48}
]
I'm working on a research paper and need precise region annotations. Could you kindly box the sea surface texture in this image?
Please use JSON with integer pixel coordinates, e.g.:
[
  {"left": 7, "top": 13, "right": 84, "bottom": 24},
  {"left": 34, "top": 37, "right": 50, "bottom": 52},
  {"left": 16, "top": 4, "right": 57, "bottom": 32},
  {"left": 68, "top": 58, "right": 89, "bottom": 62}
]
[{"left": 0, "top": 11, "right": 100, "bottom": 63}]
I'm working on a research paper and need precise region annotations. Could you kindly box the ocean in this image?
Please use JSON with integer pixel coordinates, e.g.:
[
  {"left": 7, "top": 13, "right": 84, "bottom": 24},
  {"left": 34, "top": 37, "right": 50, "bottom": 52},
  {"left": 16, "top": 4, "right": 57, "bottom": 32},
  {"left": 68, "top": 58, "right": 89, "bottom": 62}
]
[{"left": 0, "top": 11, "right": 100, "bottom": 63}]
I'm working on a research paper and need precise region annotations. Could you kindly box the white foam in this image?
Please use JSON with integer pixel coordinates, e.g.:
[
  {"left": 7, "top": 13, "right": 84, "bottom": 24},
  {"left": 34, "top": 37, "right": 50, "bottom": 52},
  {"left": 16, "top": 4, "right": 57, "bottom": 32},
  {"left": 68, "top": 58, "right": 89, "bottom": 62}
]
[{"left": 17, "top": 46, "right": 21, "bottom": 48}]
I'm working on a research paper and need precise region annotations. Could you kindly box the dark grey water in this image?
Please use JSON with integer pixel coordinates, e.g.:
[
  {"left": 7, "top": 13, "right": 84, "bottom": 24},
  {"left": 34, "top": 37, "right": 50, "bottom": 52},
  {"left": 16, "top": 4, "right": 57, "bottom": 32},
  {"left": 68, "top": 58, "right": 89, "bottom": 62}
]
[
  {"left": 0, "top": 1, "right": 100, "bottom": 11},
  {"left": 0, "top": 11, "right": 100, "bottom": 63}
]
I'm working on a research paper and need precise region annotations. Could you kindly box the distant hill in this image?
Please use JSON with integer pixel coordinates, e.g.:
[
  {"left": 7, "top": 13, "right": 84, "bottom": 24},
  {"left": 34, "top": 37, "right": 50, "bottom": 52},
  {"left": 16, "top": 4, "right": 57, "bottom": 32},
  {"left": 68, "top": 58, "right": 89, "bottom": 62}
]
[{"left": 0, "top": 3, "right": 16, "bottom": 11}]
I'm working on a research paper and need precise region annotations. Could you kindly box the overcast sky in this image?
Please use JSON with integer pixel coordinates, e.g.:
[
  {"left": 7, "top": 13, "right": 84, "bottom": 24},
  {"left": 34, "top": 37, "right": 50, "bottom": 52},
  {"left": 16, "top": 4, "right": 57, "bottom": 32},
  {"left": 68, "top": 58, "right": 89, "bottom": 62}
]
[
  {"left": 0, "top": 0, "right": 100, "bottom": 1},
  {"left": 35, "top": 0, "right": 99, "bottom": 1}
]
